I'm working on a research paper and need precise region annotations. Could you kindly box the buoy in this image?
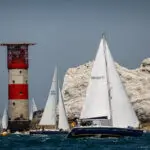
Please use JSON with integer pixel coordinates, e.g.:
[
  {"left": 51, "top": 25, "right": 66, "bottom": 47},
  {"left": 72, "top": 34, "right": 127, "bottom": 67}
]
[
  {"left": 71, "top": 122, "right": 76, "bottom": 127},
  {"left": 1, "top": 131, "right": 8, "bottom": 136}
]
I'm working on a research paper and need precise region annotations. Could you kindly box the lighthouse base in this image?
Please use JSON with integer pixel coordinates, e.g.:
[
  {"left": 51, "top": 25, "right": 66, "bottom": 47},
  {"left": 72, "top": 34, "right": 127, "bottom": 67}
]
[{"left": 8, "top": 120, "right": 30, "bottom": 132}]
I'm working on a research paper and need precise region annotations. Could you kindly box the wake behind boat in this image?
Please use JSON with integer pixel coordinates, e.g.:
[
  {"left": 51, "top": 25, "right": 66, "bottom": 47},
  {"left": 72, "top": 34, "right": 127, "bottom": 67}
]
[
  {"left": 30, "top": 67, "right": 70, "bottom": 135},
  {"left": 67, "top": 34, "right": 143, "bottom": 138}
]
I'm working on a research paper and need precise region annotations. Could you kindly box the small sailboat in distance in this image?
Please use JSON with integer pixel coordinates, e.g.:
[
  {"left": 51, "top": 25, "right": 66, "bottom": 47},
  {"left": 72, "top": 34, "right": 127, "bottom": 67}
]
[
  {"left": 1, "top": 108, "right": 8, "bottom": 130},
  {"left": 0, "top": 107, "right": 9, "bottom": 136},
  {"left": 30, "top": 67, "right": 70, "bottom": 135},
  {"left": 32, "top": 98, "right": 38, "bottom": 113},
  {"left": 67, "top": 34, "right": 143, "bottom": 138},
  {"left": 29, "top": 98, "right": 38, "bottom": 120}
]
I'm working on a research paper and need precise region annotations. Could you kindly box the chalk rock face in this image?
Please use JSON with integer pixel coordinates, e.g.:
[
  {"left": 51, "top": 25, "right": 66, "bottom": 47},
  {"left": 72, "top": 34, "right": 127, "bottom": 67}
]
[{"left": 62, "top": 58, "right": 150, "bottom": 122}]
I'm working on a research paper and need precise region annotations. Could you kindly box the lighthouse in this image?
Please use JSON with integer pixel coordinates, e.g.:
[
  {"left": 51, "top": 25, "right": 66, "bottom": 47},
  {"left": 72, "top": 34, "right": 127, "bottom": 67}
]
[{"left": 0, "top": 43, "right": 35, "bottom": 132}]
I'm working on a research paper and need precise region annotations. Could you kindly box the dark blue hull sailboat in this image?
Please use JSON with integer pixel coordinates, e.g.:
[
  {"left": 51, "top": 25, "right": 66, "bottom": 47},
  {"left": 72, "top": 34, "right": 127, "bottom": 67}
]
[
  {"left": 68, "top": 35, "right": 143, "bottom": 139},
  {"left": 67, "top": 127, "right": 143, "bottom": 138}
]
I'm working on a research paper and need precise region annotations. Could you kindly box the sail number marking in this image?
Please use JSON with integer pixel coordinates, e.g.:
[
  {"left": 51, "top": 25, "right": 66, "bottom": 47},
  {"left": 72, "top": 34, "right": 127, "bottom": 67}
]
[
  {"left": 91, "top": 76, "right": 105, "bottom": 79},
  {"left": 51, "top": 90, "right": 56, "bottom": 95}
]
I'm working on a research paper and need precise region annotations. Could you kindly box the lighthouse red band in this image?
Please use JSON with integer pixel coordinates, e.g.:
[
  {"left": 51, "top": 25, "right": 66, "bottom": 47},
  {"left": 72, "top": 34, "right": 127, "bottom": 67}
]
[
  {"left": 0, "top": 43, "right": 35, "bottom": 131},
  {"left": 9, "top": 84, "right": 28, "bottom": 99}
]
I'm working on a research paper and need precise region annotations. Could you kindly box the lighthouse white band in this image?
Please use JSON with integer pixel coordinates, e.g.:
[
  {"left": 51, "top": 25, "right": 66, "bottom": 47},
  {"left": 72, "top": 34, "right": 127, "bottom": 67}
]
[
  {"left": 8, "top": 100, "right": 29, "bottom": 120},
  {"left": 9, "top": 69, "right": 28, "bottom": 84}
]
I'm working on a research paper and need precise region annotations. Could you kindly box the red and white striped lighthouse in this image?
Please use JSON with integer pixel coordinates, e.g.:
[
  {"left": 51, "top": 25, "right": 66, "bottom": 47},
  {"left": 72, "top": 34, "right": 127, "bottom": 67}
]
[{"left": 0, "top": 43, "right": 35, "bottom": 131}]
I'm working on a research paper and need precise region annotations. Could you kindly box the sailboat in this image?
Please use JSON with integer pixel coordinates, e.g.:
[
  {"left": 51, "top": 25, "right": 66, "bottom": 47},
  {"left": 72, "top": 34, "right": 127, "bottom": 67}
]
[
  {"left": 30, "top": 67, "right": 70, "bottom": 135},
  {"left": 67, "top": 35, "right": 143, "bottom": 138},
  {"left": 0, "top": 107, "right": 10, "bottom": 136},
  {"left": 29, "top": 98, "right": 38, "bottom": 121},
  {"left": 1, "top": 108, "right": 8, "bottom": 130}
]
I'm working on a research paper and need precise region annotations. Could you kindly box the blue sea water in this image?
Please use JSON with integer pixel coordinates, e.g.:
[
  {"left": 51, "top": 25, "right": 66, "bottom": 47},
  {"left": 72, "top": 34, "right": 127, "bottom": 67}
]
[{"left": 0, "top": 133, "right": 150, "bottom": 150}]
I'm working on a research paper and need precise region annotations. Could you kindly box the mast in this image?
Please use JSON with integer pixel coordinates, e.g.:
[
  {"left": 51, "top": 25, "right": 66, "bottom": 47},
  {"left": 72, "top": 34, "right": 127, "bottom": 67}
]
[
  {"left": 102, "top": 34, "right": 113, "bottom": 126},
  {"left": 55, "top": 66, "right": 58, "bottom": 130}
]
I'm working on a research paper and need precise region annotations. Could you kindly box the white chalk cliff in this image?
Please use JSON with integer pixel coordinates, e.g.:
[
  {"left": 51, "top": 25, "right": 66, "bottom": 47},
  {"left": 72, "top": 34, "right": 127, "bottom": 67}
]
[{"left": 62, "top": 58, "right": 150, "bottom": 122}]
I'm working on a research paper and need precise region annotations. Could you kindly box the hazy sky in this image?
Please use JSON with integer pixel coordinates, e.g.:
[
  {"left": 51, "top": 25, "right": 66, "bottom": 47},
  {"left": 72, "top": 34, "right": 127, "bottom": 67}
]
[{"left": 0, "top": 0, "right": 150, "bottom": 113}]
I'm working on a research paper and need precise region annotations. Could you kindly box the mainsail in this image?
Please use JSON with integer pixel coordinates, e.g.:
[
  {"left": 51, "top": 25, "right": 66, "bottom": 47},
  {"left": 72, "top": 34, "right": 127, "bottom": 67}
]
[
  {"left": 39, "top": 67, "right": 58, "bottom": 126},
  {"left": 2, "top": 108, "right": 8, "bottom": 129},
  {"left": 58, "top": 85, "right": 70, "bottom": 131},
  {"left": 80, "top": 38, "right": 111, "bottom": 120}
]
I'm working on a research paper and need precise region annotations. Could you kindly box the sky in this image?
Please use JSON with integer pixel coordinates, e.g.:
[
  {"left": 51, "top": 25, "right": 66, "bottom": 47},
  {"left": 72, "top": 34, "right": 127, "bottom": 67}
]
[{"left": 0, "top": 0, "right": 150, "bottom": 113}]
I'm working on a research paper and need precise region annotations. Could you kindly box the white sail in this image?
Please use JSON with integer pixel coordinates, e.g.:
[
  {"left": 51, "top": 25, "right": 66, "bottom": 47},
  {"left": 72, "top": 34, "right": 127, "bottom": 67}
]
[
  {"left": 29, "top": 108, "right": 33, "bottom": 121},
  {"left": 58, "top": 85, "right": 70, "bottom": 131},
  {"left": 32, "top": 98, "right": 38, "bottom": 112},
  {"left": 39, "top": 67, "right": 58, "bottom": 126},
  {"left": 80, "top": 38, "right": 111, "bottom": 120},
  {"left": 2, "top": 108, "right": 8, "bottom": 129},
  {"left": 104, "top": 38, "right": 139, "bottom": 128},
  {"left": 29, "top": 98, "right": 38, "bottom": 120}
]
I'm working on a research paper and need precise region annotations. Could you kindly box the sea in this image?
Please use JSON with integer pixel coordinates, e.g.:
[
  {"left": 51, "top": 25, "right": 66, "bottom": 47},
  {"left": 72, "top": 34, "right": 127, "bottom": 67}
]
[{"left": 0, "top": 133, "right": 150, "bottom": 150}]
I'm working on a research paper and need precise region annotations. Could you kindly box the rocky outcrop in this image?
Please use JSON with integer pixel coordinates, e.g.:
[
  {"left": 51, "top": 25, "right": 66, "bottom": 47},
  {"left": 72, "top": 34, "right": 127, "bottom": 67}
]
[{"left": 62, "top": 58, "right": 150, "bottom": 123}]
